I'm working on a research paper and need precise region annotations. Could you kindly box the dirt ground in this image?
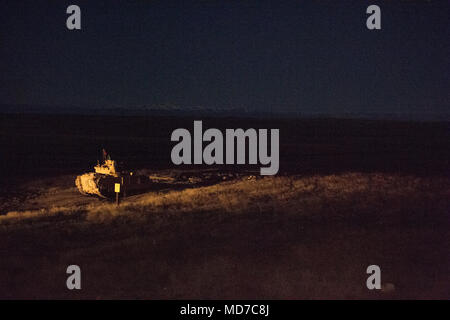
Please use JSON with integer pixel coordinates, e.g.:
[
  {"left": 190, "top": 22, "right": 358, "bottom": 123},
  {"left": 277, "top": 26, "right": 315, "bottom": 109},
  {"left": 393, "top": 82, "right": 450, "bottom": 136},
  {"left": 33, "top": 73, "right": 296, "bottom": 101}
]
[{"left": 0, "top": 114, "right": 448, "bottom": 299}]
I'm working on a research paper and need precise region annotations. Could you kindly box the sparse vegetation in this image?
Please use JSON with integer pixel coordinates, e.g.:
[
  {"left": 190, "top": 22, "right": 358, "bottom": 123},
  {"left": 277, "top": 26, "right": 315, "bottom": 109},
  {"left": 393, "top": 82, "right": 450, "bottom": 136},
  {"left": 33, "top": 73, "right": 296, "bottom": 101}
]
[
  {"left": 0, "top": 172, "right": 448, "bottom": 299},
  {"left": 1, "top": 173, "right": 448, "bottom": 226},
  {"left": 1, "top": 115, "right": 449, "bottom": 299}
]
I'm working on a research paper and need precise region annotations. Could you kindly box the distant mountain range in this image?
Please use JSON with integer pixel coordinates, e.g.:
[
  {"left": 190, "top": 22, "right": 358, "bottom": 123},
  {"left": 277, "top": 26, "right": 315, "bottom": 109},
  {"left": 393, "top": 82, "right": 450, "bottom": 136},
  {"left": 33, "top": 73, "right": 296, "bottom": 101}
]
[{"left": 0, "top": 104, "right": 449, "bottom": 122}]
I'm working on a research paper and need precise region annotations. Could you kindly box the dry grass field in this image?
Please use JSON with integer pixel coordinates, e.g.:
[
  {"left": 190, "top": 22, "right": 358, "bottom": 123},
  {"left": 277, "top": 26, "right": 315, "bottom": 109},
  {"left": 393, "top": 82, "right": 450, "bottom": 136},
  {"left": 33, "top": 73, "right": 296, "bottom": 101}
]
[
  {"left": 0, "top": 114, "right": 449, "bottom": 299},
  {"left": 1, "top": 172, "right": 449, "bottom": 299}
]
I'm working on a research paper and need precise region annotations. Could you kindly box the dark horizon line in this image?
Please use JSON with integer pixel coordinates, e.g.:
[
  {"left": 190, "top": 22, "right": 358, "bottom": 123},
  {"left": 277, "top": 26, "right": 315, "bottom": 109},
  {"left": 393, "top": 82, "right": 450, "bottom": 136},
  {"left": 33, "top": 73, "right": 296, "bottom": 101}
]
[{"left": 1, "top": 103, "right": 449, "bottom": 122}]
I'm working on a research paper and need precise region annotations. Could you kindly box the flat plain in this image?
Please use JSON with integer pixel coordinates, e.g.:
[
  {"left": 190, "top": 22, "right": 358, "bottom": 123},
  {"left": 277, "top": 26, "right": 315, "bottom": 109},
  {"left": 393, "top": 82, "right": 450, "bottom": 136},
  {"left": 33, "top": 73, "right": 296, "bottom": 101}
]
[{"left": 0, "top": 114, "right": 448, "bottom": 299}]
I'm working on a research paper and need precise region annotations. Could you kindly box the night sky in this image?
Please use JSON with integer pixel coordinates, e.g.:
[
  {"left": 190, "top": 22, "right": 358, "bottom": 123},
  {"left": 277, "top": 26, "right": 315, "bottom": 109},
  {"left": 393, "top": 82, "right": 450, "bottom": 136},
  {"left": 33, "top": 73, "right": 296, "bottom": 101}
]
[{"left": 0, "top": 0, "right": 449, "bottom": 117}]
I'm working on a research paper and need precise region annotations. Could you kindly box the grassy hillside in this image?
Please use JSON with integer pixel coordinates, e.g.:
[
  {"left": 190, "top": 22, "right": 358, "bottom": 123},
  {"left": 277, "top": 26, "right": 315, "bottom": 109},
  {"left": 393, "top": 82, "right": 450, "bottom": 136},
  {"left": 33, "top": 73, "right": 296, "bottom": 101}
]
[{"left": 1, "top": 173, "right": 448, "bottom": 299}]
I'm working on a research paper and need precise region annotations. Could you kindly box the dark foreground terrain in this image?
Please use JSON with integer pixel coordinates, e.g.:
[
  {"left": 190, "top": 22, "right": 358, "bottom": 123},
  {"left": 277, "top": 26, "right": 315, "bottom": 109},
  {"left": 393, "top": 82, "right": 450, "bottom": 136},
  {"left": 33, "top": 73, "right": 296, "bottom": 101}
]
[{"left": 0, "top": 114, "right": 449, "bottom": 299}]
